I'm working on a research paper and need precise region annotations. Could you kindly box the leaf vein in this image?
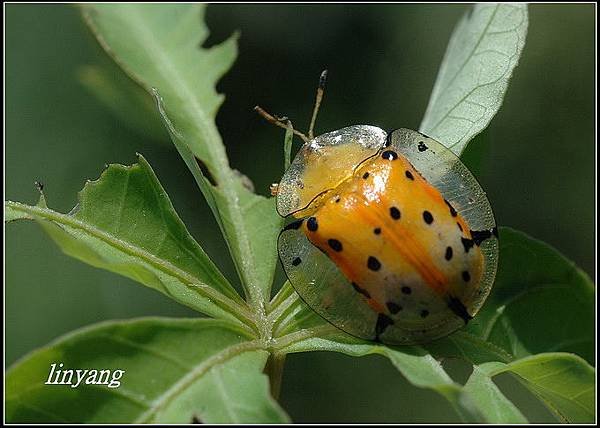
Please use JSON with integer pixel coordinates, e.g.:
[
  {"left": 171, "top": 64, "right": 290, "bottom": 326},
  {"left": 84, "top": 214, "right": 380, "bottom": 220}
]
[{"left": 135, "top": 339, "right": 263, "bottom": 423}]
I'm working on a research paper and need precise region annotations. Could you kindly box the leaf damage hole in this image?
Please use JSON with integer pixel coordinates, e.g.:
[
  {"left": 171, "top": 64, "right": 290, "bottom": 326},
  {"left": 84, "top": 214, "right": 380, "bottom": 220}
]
[{"left": 195, "top": 157, "right": 218, "bottom": 186}]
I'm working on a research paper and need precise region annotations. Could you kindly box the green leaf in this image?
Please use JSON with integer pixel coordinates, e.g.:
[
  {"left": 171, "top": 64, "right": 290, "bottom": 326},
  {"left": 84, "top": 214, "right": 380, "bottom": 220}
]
[
  {"left": 6, "top": 318, "right": 289, "bottom": 424},
  {"left": 77, "top": 63, "right": 170, "bottom": 143},
  {"left": 275, "top": 325, "right": 482, "bottom": 422},
  {"left": 154, "top": 96, "right": 282, "bottom": 322},
  {"left": 427, "top": 227, "right": 595, "bottom": 422},
  {"left": 420, "top": 3, "right": 528, "bottom": 154},
  {"left": 472, "top": 354, "right": 595, "bottom": 423},
  {"left": 5, "top": 155, "right": 254, "bottom": 330},
  {"left": 463, "top": 362, "right": 528, "bottom": 423},
  {"left": 81, "top": 4, "right": 282, "bottom": 309}
]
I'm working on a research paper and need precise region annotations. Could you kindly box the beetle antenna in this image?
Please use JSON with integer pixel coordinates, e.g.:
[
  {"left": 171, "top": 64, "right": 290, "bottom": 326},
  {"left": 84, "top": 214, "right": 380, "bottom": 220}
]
[
  {"left": 308, "top": 69, "right": 328, "bottom": 140},
  {"left": 255, "top": 70, "right": 328, "bottom": 143},
  {"left": 254, "top": 105, "right": 310, "bottom": 143}
]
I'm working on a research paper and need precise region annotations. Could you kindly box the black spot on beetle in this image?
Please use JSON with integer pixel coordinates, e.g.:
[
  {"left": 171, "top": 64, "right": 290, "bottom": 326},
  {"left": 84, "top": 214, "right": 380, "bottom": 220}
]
[
  {"left": 367, "top": 256, "right": 381, "bottom": 271},
  {"left": 471, "top": 229, "right": 493, "bottom": 245},
  {"left": 418, "top": 141, "right": 428, "bottom": 152},
  {"left": 386, "top": 301, "right": 402, "bottom": 314},
  {"left": 444, "top": 199, "right": 458, "bottom": 217},
  {"left": 352, "top": 282, "right": 371, "bottom": 298},
  {"left": 292, "top": 257, "right": 302, "bottom": 266},
  {"left": 375, "top": 313, "right": 394, "bottom": 341},
  {"left": 382, "top": 150, "right": 398, "bottom": 161},
  {"left": 390, "top": 206, "right": 401, "bottom": 220},
  {"left": 423, "top": 210, "right": 434, "bottom": 224},
  {"left": 362, "top": 172, "right": 370, "bottom": 179},
  {"left": 420, "top": 309, "right": 430, "bottom": 318},
  {"left": 448, "top": 296, "right": 473, "bottom": 324},
  {"left": 461, "top": 237, "right": 474, "bottom": 253},
  {"left": 462, "top": 271, "right": 471, "bottom": 282},
  {"left": 283, "top": 219, "right": 303, "bottom": 231},
  {"left": 401, "top": 286, "right": 412, "bottom": 295},
  {"left": 445, "top": 246, "right": 453, "bottom": 261},
  {"left": 405, "top": 170, "right": 414, "bottom": 180},
  {"left": 328, "top": 238, "right": 343, "bottom": 252},
  {"left": 374, "top": 227, "right": 382, "bottom": 235},
  {"left": 307, "top": 216, "right": 318, "bottom": 232}
]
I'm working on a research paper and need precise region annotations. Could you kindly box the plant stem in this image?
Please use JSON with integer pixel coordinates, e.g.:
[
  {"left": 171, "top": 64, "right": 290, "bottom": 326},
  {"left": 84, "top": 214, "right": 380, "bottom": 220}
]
[{"left": 265, "top": 352, "right": 286, "bottom": 400}]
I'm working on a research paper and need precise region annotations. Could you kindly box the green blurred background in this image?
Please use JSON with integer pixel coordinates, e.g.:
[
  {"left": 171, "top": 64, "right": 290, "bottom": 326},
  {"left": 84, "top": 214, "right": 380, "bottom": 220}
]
[{"left": 5, "top": 4, "right": 595, "bottom": 423}]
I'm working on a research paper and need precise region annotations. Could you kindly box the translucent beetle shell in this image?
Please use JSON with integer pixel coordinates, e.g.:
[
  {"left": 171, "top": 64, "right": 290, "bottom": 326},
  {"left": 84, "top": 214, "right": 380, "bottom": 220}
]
[{"left": 277, "top": 125, "right": 499, "bottom": 345}]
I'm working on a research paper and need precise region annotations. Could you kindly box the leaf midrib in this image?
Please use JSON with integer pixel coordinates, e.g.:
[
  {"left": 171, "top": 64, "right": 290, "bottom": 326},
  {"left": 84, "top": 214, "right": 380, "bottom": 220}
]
[
  {"left": 135, "top": 339, "right": 263, "bottom": 423},
  {"left": 432, "top": 4, "right": 500, "bottom": 113},
  {"left": 6, "top": 201, "right": 257, "bottom": 332},
  {"left": 488, "top": 354, "right": 595, "bottom": 422},
  {"left": 514, "top": 373, "right": 594, "bottom": 422},
  {"left": 117, "top": 6, "right": 265, "bottom": 311},
  {"left": 138, "top": 163, "right": 236, "bottom": 300}
]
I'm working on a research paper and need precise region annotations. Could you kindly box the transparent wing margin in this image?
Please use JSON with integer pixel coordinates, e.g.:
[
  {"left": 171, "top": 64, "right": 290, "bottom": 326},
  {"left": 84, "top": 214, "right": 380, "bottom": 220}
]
[
  {"left": 389, "top": 128, "right": 499, "bottom": 315},
  {"left": 278, "top": 223, "right": 379, "bottom": 340}
]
